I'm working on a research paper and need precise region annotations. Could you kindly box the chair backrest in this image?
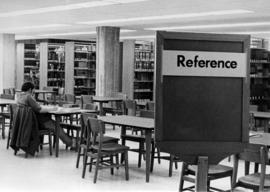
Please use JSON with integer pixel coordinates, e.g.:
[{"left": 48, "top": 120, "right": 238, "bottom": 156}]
[
  {"left": 87, "top": 117, "right": 105, "bottom": 147},
  {"left": 9, "top": 88, "right": 15, "bottom": 95},
  {"left": 81, "top": 95, "right": 93, "bottom": 108},
  {"left": 146, "top": 101, "right": 155, "bottom": 111},
  {"left": 58, "top": 87, "right": 64, "bottom": 94},
  {"left": 64, "top": 94, "right": 75, "bottom": 104},
  {"left": 239, "top": 144, "right": 268, "bottom": 164},
  {"left": 234, "top": 143, "right": 268, "bottom": 191},
  {"left": 83, "top": 103, "right": 98, "bottom": 110},
  {"left": 80, "top": 113, "right": 98, "bottom": 143},
  {"left": 140, "top": 110, "right": 154, "bottom": 118},
  {"left": 250, "top": 104, "right": 258, "bottom": 111},
  {"left": 123, "top": 99, "right": 136, "bottom": 116},
  {"left": 3, "top": 88, "right": 11, "bottom": 95}
]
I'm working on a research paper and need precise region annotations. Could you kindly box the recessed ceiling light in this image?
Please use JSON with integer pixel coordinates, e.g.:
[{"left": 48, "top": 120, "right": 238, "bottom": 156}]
[
  {"left": 146, "top": 21, "right": 270, "bottom": 30},
  {"left": 37, "top": 29, "right": 135, "bottom": 37},
  {"left": 77, "top": 9, "right": 253, "bottom": 25},
  {"left": 0, "top": 0, "right": 149, "bottom": 17},
  {"left": 0, "top": 24, "right": 70, "bottom": 32}
]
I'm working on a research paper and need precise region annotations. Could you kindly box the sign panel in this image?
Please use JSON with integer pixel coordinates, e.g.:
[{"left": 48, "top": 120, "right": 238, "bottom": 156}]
[
  {"left": 162, "top": 50, "right": 247, "bottom": 77},
  {"left": 155, "top": 31, "right": 250, "bottom": 165}
]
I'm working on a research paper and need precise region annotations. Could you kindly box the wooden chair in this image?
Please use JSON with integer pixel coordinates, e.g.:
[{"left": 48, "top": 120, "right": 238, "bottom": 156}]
[
  {"left": 123, "top": 99, "right": 136, "bottom": 116},
  {"left": 232, "top": 144, "right": 270, "bottom": 191},
  {"left": 80, "top": 95, "right": 93, "bottom": 109},
  {"left": 6, "top": 104, "right": 16, "bottom": 149},
  {"left": 179, "top": 160, "right": 233, "bottom": 191},
  {"left": 81, "top": 117, "right": 129, "bottom": 183},
  {"left": 76, "top": 112, "right": 119, "bottom": 168},
  {"left": 146, "top": 101, "right": 155, "bottom": 111}
]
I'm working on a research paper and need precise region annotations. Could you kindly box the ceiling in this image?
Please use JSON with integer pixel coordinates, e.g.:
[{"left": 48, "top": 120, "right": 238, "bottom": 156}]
[{"left": 1, "top": 0, "right": 270, "bottom": 41}]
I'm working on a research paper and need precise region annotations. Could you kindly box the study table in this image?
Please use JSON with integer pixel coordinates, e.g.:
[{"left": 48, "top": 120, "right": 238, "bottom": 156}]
[
  {"left": 47, "top": 107, "right": 96, "bottom": 157},
  {"left": 98, "top": 115, "right": 154, "bottom": 182},
  {"left": 249, "top": 131, "right": 270, "bottom": 146},
  {"left": 92, "top": 96, "right": 123, "bottom": 116}
]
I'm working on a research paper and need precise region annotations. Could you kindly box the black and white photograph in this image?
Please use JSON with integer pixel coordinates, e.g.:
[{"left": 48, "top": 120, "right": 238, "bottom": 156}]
[{"left": 0, "top": 0, "right": 270, "bottom": 191}]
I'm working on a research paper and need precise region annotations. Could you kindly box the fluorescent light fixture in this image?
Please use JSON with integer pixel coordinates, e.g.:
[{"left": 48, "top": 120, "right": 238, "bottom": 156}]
[
  {"left": 0, "top": 0, "right": 149, "bottom": 18},
  {"left": 229, "top": 31, "right": 270, "bottom": 34},
  {"left": 0, "top": 24, "right": 70, "bottom": 32},
  {"left": 120, "top": 35, "right": 155, "bottom": 40},
  {"left": 78, "top": 9, "right": 252, "bottom": 25},
  {"left": 147, "top": 21, "right": 270, "bottom": 30},
  {"left": 37, "top": 29, "right": 135, "bottom": 37}
]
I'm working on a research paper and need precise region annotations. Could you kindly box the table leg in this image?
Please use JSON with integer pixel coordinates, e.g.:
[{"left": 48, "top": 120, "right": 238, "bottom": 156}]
[
  {"left": 99, "top": 102, "right": 104, "bottom": 116},
  {"left": 55, "top": 115, "right": 60, "bottom": 157},
  {"left": 145, "top": 130, "right": 152, "bottom": 182},
  {"left": 121, "top": 125, "right": 126, "bottom": 163}
]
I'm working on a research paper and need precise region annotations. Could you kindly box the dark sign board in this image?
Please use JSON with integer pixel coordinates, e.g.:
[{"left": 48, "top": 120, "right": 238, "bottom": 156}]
[{"left": 155, "top": 31, "right": 250, "bottom": 164}]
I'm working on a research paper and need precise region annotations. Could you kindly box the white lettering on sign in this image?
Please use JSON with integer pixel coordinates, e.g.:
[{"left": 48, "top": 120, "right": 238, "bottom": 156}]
[{"left": 162, "top": 50, "right": 247, "bottom": 77}]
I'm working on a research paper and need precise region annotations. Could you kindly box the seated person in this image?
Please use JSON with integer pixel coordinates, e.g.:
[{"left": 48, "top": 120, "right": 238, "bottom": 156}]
[{"left": 16, "top": 82, "right": 75, "bottom": 148}]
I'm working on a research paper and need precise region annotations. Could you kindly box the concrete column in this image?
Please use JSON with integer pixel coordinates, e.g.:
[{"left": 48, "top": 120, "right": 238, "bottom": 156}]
[
  {"left": 96, "top": 26, "right": 120, "bottom": 96},
  {"left": 0, "top": 34, "right": 15, "bottom": 94}
]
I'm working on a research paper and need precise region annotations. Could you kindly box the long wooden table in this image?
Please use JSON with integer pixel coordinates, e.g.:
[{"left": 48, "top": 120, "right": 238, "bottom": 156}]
[
  {"left": 249, "top": 131, "right": 270, "bottom": 146},
  {"left": 92, "top": 96, "right": 123, "bottom": 116},
  {"left": 48, "top": 107, "right": 96, "bottom": 157},
  {"left": 98, "top": 115, "right": 154, "bottom": 182}
]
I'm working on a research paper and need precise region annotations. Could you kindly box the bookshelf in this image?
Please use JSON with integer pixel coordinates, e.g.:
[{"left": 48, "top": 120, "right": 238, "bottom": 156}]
[
  {"left": 47, "top": 43, "right": 65, "bottom": 93},
  {"left": 74, "top": 43, "right": 96, "bottom": 96},
  {"left": 23, "top": 43, "right": 40, "bottom": 89},
  {"left": 250, "top": 48, "right": 270, "bottom": 111},
  {"left": 122, "top": 40, "right": 155, "bottom": 104}
]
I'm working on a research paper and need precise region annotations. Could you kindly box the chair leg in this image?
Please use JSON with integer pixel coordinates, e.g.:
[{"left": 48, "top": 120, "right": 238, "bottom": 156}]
[
  {"left": 157, "top": 147, "right": 161, "bottom": 164},
  {"left": 116, "top": 154, "right": 119, "bottom": 170},
  {"left": 94, "top": 157, "right": 100, "bottom": 183},
  {"left": 82, "top": 154, "right": 88, "bottom": 178},
  {"left": 110, "top": 155, "right": 114, "bottom": 175},
  {"left": 76, "top": 147, "right": 82, "bottom": 168},
  {"left": 6, "top": 128, "right": 11, "bottom": 149},
  {"left": 124, "top": 151, "right": 129, "bottom": 181},
  {"left": 138, "top": 142, "right": 143, "bottom": 168},
  {"left": 2, "top": 119, "right": 5, "bottom": 139},
  {"left": 179, "top": 163, "right": 187, "bottom": 192},
  {"left": 169, "top": 155, "right": 173, "bottom": 177},
  {"left": 49, "top": 132, "right": 52, "bottom": 156},
  {"left": 89, "top": 158, "right": 93, "bottom": 172},
  {"left": 150, "top": 142, "right": 155, "bottom": 172}
]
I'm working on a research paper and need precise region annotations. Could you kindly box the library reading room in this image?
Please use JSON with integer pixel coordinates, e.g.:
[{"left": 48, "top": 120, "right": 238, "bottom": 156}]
[{"left": 1, "top": 0, "right": 270, "bottom": 192}]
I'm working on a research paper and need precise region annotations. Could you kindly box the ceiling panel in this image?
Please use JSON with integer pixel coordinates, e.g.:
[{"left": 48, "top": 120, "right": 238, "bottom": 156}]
[{"left": 0, "top": 0, "right": 269, "bottom": 40}]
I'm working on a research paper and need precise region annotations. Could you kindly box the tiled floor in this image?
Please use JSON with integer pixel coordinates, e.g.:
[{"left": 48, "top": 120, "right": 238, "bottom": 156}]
[{"left": 0, "top": 124, "right": 255, "bottom": 192}]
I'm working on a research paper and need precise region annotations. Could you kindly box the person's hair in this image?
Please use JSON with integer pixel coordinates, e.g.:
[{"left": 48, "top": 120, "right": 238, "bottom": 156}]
[{"left": 21, "top": 82, "right": 35, "bottom": 92}]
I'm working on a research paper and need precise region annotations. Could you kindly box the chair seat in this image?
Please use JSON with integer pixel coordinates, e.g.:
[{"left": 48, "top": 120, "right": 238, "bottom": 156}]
[
  {"left": 188, "top": 164, "right": 233, "bottom": 178},
  {"left": 97, "top": 135, "right": 119, "bottom": 143},
  {"left": 122, "top": 134, "right": 154, "bottom": 142},
  {"left": 238, "top": 173, "right": 270, "bottom": 188},
  {"left": 92, "top": 143, "right": 129, "bottom": 152}
]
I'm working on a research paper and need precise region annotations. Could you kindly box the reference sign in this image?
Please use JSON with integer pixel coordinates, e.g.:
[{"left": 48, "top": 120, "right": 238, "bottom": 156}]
[{"left": 162, "top": 50, "right": 247, "bottom": 77}]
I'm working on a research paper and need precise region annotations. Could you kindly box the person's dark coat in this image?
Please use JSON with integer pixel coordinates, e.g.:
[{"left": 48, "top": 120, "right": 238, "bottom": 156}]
[{"left": 10, "top": 105, "right": 40, "bottom": 156}]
